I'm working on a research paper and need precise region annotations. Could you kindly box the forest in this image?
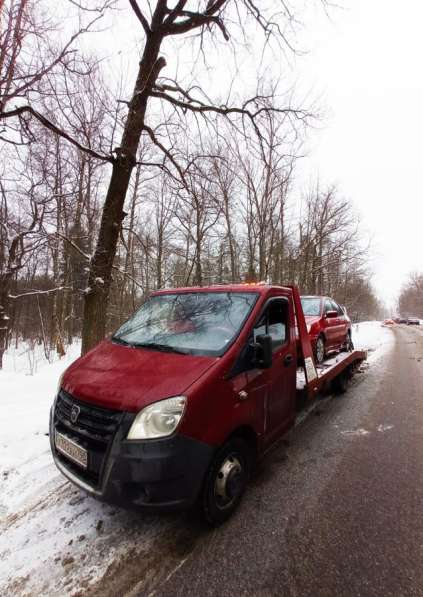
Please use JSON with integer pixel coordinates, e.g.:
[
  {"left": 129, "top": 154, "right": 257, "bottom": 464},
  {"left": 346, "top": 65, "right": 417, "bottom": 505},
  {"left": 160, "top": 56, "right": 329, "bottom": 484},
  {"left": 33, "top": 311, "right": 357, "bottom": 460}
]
[{"left": 0, "top": 0, "right": 383, "bottom": 368}]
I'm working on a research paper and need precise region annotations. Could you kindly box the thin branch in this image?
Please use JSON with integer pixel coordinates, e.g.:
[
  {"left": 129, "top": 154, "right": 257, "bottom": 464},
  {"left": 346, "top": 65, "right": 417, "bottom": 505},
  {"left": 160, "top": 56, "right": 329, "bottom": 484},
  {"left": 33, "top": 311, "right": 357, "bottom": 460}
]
[
  {"left": 9, "top": 286, "right": 72, "bottom": 299},
  {"left": 1, "top": 106, "right": 114, "bottom": 162}
]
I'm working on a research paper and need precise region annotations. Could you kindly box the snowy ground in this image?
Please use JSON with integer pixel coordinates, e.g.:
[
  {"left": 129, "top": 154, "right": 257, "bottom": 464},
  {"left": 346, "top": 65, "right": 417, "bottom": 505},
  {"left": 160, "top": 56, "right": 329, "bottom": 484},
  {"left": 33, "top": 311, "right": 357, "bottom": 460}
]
[
  {"left": 0, "top": 322, "right": 394, "bottom": 596},
  {"left": 351, "top": 320, "right": 394, "bottom": 363}
]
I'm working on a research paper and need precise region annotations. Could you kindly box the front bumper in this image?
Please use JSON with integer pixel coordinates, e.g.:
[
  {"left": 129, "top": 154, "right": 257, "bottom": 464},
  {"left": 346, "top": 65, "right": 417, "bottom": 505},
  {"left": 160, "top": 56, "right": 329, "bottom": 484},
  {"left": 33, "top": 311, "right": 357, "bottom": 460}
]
[{"left": 49, "top": 405, "right": 214, "bottom": 511}]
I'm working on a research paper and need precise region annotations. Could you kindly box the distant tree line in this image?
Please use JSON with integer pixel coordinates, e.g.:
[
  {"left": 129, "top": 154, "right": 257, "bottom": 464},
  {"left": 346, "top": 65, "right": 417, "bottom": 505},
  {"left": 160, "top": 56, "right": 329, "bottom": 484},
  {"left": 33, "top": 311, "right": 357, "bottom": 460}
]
[{"left": 398, "top": 274, "right": 423, "bottom": 318}]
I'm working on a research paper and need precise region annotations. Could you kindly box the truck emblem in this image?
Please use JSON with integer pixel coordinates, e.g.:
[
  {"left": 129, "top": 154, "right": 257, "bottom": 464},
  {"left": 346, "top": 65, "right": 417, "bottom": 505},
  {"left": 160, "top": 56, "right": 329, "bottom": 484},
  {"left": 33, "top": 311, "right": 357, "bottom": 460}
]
[{"left": 70, "top": 405, "right": 80, "bottom": 424}]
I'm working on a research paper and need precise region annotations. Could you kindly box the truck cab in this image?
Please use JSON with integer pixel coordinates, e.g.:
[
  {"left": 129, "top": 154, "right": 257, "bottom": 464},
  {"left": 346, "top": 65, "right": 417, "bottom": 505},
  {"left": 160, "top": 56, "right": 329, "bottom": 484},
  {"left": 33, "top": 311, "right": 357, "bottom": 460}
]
[{"left": 50, "top": 284, "right": 363, "bottom": 525}]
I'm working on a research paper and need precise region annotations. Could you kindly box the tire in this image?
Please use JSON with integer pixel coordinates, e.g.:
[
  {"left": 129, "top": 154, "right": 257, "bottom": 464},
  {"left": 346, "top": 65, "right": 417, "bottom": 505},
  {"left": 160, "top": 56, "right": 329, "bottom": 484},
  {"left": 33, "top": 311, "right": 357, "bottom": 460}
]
[
  {"left": 332, "top": 371, "right": 348, "bottom": 394},
  {"left": 202, "top": 438, "right": 250, "bottom": 526},
  {"left": 315, "top": 335, "right": 325, "bottom": 365},
  {"left": 343, "top": 330, "right": 354, "bottom": 353}
]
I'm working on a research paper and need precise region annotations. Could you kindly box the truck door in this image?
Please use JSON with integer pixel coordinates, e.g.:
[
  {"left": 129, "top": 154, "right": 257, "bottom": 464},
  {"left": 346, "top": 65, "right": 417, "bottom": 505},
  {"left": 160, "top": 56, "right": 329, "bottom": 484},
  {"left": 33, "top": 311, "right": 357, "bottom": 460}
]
[{"left": 245, "top": 297, "right": 297, "bottom": 446}]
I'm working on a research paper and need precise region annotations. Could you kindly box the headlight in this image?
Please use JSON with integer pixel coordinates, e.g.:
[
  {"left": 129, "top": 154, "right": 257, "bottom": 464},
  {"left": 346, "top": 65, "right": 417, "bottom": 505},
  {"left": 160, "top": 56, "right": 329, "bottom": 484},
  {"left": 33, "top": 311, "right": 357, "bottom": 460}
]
[
  {"left": 127, "top": 396, "right": 187, "bottom": 440},
  {"left": 56, "top": 371, "right": 65, "bottom": 395}
]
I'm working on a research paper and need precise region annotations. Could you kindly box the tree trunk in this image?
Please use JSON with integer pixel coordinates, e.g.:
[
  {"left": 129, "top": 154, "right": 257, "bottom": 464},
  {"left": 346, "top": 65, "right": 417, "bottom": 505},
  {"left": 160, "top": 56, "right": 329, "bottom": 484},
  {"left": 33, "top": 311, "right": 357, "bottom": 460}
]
[{"left": 81, "top": 33, "right": 165, "bottom": 354}]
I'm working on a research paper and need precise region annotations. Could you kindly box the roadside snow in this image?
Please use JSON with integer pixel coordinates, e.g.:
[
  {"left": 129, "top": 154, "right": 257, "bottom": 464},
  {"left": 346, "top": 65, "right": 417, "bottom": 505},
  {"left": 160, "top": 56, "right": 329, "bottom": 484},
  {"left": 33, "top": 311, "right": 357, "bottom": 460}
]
[
  {"left": 352, "top": 321, "right": 394, "bottom": 363},
  {"left": 0, "top": 322, "right": 395, "bottom": 595},
  {"left": 1, "top": 343, "right": 81, "bottom": 512}
]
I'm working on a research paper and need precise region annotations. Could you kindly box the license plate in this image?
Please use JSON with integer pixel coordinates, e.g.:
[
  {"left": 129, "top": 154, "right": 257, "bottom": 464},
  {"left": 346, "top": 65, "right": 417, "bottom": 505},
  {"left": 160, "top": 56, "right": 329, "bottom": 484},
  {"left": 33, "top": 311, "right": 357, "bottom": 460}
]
[{"left": 55, "top": 431, "right": 88, "bottom": 469}]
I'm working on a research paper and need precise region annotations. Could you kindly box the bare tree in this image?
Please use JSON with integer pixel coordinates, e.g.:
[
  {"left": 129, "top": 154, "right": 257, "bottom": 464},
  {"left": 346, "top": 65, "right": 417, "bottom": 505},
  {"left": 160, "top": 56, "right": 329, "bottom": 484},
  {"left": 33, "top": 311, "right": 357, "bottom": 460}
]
[
  {"left": 78, "top": 1, "right": 313, "bottom": 353},
  {"left": 398, "top": 273, "right": 423, "bottom": 318}
]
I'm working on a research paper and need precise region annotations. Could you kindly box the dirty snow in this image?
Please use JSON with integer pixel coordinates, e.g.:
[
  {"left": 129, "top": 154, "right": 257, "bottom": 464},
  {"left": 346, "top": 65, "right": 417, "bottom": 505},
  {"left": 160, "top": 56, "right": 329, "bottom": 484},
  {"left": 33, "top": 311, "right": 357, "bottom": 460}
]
[{"left": 0, "top": 321, "right": 394, "bottom": 595}]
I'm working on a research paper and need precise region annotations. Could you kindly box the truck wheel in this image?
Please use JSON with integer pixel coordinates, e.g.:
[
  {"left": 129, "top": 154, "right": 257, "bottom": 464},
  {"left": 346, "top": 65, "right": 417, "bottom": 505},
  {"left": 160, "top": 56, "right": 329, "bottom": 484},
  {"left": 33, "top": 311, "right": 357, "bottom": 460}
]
[
  {"left": 333, "top": 370, "right": 349, "bottom": 394},
  {"left": 315, "top": 335, "right": 325, "bottom": 364},
  {"left": 202, "top": 438, "right": 250, "bottom": 526}
]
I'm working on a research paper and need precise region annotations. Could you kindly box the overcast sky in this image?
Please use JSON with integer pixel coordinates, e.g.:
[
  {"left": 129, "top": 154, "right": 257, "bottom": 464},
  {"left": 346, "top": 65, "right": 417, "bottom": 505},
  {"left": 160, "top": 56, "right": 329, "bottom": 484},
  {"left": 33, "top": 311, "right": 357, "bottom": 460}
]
[{"left": 297, "top": 0, "right": 423, "bottom": 308}]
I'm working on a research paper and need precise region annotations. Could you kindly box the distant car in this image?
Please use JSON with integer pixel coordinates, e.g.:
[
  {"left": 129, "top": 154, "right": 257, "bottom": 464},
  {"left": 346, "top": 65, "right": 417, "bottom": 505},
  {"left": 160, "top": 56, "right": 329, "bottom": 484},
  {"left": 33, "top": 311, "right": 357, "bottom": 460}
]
[
  {"left": 382, "top": 319, "right": 395, "bottom": 326},
  {"left": 300, "top": 295, "right": 353, "bottom": 364},
  {"left": 407, "top": 317, "right": 420, "bottom": 325}
]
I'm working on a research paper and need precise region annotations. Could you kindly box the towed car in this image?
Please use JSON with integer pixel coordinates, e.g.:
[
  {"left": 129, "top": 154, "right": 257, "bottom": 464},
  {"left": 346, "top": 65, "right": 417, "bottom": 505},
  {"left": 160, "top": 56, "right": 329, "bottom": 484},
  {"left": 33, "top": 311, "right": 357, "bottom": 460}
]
[{"left": 300, "top": 295, "right": 352, "bottom": 364}]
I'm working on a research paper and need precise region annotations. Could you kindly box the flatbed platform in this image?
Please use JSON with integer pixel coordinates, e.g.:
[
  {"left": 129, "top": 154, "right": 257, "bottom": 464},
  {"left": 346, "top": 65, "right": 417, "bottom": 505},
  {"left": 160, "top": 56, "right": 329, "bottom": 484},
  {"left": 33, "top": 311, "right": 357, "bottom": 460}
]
[{"left": 297, "top": 349, "right": 367, "bottom": 394}]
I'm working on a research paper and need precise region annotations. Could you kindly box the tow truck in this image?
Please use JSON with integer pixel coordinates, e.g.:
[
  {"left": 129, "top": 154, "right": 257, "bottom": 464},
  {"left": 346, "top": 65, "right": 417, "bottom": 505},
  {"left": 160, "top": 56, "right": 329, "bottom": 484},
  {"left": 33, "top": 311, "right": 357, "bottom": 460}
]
[{"left": 50, "top": 284, "right": 366, "bottom": 525}]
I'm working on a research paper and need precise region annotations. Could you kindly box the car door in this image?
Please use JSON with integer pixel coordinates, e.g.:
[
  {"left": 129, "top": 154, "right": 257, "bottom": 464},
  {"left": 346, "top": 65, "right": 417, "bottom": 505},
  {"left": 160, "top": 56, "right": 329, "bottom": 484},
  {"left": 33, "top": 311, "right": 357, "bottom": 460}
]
[
  {"left": 331, "top": 300, "right": 348, "bottom": 345},
  {"left": 244, "top": 297, "right": 297, "bottom": 447},
  {"left": 322, "top": 297, "right": 336, "bottom": 349}
]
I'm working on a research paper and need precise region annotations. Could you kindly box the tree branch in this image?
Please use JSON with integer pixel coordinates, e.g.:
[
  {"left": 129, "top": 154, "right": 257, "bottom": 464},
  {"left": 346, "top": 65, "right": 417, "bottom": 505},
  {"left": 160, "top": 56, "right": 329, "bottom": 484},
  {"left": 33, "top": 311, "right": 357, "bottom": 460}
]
[
  {"left": 1, "top": 106, "right": 114, "bottom": 162},
  {"left": 128, "top": 0, "right": 151, "bottom": 35}
]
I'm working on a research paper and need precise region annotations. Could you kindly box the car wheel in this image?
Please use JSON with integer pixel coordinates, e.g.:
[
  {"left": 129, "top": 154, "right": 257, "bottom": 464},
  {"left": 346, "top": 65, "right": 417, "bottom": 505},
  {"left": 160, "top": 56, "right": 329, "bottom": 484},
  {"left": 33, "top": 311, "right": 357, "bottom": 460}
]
[
  {"left": 202, "top": 438, "right": 250, "bottom": 526},
  {"left": 315, "top": 335, "right": 325, "bottom": 364},
  {"left": 343, "top": 331, "right": 354, "bottom": 352}
]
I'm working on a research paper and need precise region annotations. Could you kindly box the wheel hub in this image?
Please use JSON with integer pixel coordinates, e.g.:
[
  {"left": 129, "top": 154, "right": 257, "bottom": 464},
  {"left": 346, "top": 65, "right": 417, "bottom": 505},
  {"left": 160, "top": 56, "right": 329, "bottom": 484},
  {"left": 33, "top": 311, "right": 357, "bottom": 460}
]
[{"left": 214, "top": 456, "right": 243, "bottom": 507}]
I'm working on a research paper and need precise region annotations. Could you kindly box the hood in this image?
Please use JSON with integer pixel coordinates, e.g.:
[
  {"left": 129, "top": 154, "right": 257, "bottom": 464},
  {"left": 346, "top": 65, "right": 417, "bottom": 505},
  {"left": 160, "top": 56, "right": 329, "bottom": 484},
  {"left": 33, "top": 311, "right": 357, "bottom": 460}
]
[{"left": 62, "top": 340, "right": 217, "bottom": 412}]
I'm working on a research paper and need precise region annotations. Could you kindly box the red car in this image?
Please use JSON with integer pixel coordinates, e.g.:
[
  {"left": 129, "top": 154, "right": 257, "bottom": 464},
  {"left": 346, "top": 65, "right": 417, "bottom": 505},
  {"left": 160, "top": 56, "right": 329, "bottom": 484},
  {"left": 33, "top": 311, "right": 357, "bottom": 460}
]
[{"left": 300, "top": 295, "right": 352, "bottom": 364}]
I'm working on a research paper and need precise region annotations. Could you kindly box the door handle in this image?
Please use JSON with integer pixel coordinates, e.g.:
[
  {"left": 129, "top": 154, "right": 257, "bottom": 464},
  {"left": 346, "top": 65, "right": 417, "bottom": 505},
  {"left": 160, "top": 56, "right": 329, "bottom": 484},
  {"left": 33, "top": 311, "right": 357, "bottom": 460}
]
[{"left": 284, "top": 354, "right": 294, "bottom": 366}]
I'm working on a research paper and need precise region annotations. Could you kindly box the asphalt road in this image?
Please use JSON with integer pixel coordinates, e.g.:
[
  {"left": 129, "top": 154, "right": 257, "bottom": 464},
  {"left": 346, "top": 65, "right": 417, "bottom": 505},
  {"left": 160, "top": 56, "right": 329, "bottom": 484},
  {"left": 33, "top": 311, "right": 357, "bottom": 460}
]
[{"left": 131, "top": 324, "right": 423, "bottom": 597}]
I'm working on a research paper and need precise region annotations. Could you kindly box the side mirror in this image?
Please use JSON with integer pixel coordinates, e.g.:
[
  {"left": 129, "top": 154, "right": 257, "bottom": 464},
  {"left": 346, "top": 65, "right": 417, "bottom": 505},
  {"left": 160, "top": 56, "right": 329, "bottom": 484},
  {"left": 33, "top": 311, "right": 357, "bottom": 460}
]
[
  {"left": 253, "top": 334, "right": 273, "bottom": 369},
  {"left": 325, "top": 310, "right": 338, "bottom": 319}
]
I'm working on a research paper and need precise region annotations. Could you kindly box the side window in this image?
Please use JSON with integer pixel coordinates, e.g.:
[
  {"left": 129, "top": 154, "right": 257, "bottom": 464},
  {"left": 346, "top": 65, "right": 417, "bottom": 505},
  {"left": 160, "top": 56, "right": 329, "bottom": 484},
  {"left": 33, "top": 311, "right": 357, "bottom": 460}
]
[
  {"left": 253, "top": 314, "right": 267, "bottom": 341},
  {"left": 253, "top": 300, "right": 288, "bottom": 352},
  {"left": 324, "top": 299, "right": 332, "bottom": 314},
  {"left": 332, "top": 300, "right": 343, "bottom": 316}
]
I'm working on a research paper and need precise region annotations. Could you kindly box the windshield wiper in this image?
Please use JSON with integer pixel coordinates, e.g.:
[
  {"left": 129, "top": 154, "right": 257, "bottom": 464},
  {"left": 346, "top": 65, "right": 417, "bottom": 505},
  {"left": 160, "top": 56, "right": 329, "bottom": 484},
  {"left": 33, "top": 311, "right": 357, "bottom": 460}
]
[
  {"left": 132, "top": 342, "right": 190, "bottom": 355},
  {"left": 111, "top": 336, "right": 133, "bottom": 346}
]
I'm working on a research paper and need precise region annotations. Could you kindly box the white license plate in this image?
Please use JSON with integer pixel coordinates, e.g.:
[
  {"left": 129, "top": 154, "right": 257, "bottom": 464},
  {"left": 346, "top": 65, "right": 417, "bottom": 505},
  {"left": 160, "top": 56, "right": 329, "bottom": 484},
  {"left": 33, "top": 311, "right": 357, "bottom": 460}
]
[{"left": 55, "top": 431, "right": 88, "bottom": 469}]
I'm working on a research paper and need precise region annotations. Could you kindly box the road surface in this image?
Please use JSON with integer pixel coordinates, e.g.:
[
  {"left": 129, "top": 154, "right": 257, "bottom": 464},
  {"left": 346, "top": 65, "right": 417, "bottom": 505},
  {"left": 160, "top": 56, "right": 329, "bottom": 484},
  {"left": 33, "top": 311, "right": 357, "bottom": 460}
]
[{"left": 124, "top": 324, "right": 423, "bottom": 597}]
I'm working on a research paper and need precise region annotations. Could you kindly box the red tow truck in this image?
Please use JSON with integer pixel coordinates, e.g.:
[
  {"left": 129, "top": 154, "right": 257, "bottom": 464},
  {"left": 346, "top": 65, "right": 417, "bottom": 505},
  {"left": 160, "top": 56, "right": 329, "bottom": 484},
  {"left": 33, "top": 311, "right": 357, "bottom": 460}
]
[{"left": 50, "top": 284, "right": 366, "bottom": 525}]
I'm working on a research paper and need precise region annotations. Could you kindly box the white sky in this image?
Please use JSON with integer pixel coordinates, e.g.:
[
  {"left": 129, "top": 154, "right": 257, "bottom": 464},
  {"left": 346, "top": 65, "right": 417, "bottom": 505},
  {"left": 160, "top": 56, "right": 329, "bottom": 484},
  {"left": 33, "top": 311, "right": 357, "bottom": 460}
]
[{"left": 297, "top": 0, "right": 423, "bottom": 307}]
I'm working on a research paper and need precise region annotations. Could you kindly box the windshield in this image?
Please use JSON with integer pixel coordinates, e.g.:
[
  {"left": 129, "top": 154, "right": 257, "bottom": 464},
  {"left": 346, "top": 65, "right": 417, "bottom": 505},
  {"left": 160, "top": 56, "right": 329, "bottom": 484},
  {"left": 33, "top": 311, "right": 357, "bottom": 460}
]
[
  {"left": 301, "top": 297, "right": 322, "bottom": 317},
  {"left": 112, "top": 291, "right": 258, "bottom": 357}
]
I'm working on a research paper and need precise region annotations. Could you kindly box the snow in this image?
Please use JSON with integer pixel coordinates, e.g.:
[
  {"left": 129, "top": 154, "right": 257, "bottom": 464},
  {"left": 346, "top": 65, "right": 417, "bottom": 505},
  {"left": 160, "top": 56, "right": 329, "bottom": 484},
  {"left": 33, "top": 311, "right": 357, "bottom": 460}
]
[
  {"left": 0, "top": 321, "right": 395, "bottom": 595},
  {"left": 352, "top": 321, "right": 394, "bottom": 363}
]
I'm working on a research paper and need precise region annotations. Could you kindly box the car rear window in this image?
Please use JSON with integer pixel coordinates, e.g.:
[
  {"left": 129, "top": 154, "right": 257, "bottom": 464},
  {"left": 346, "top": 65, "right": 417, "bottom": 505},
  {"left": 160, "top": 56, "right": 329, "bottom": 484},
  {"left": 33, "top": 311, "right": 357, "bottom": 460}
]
[{"left": 301, "top": 297, "right": 321, "bottom": 316}]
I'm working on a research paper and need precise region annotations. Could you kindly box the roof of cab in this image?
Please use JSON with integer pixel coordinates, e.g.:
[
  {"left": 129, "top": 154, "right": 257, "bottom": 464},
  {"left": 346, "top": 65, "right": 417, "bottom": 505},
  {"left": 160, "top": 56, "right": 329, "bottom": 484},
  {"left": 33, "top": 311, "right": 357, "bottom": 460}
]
[{"left": 151, "top": 283, "right": 292, "bottom": 296}]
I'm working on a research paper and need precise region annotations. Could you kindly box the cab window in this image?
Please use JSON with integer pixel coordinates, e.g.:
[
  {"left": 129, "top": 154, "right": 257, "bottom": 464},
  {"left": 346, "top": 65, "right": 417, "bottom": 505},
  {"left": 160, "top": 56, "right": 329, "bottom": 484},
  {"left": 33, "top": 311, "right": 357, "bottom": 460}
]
[{"left": 253, "top": 299, "right": 288, "bottom": 351}]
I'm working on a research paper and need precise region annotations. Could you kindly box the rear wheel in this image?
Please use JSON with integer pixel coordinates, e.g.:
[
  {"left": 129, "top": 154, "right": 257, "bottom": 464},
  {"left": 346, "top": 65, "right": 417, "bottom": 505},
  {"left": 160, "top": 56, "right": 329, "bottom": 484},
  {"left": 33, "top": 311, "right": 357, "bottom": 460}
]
[
  {"left": 332, "top": 371, "right": 348, "bottom": 394},
  {"left": 315, "top": 335, "right": 325, "bottom": 364},
  {"left": 202, "top": 438, "right": 250, "bottom": 526},
  {"left": 343, "top": 330, "right": 354, "bottom": 352}
]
